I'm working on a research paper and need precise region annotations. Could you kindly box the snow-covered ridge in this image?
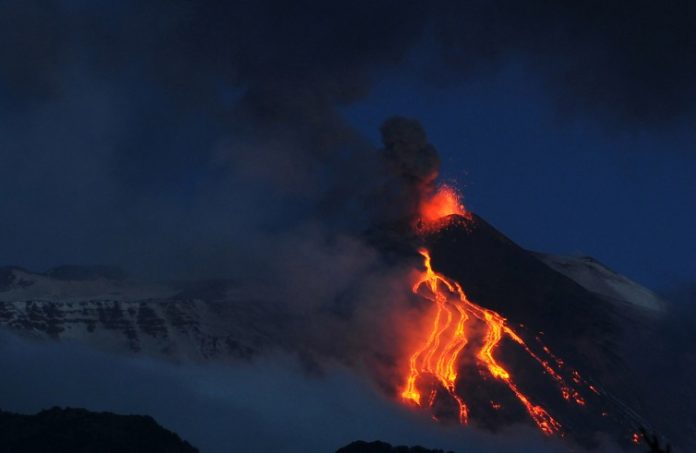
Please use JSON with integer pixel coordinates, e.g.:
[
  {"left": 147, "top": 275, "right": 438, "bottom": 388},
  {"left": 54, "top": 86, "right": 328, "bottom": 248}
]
[
  {"left": 535, "top": 254, "right": 665, "bottom": 311},
  {"left": 0, "top": 267, "right": 274, "bottom": 360},
  {"left": 0, "top": 251, "right": 665, "bottom": 363}
]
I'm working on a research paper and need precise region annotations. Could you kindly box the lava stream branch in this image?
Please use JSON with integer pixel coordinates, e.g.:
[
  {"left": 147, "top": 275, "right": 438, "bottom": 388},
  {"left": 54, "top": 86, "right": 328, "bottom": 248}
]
[{"left": 401, "top": 248, "right": 571, "bottom": 435}]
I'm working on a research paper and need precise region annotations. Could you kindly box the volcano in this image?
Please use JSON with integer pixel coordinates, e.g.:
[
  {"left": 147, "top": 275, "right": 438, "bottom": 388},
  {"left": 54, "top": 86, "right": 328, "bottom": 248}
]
[
  {"left": 391, "top": 213, "right": 648, "bottom": 448},
  {"left": 0, "top": 212, "right": 690, "bottom": 450}
]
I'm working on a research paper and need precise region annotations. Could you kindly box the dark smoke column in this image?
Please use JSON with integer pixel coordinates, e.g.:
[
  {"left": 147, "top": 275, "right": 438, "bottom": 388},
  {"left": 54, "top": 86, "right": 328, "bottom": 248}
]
[{"left": 378, "top": 117, "right": 441, "bottom": 226}]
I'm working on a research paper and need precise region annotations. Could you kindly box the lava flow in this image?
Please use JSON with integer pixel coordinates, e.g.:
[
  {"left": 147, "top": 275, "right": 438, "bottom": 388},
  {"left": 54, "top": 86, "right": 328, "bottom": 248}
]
[{"left": 401, "top": 187, "right": 588, "bottom": 436}]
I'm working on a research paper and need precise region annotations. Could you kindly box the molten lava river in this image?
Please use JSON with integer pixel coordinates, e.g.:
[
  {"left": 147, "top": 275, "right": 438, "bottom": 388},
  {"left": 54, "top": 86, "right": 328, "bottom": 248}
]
[{"left": 401, "top": 186, "right": 594, "bottom": 437}]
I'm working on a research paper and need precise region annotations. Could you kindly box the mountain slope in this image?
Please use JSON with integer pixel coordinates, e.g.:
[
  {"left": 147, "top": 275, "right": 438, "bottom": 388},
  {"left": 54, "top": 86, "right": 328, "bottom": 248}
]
[
  {"left": 0, "top": 267, "right": 276, "bottom": 360},
  {"left": 418, "top": 214, "right": 695, "bottom": 450},
  {"left": 535, "top": 254, "right": 665, "bottom": 311}
]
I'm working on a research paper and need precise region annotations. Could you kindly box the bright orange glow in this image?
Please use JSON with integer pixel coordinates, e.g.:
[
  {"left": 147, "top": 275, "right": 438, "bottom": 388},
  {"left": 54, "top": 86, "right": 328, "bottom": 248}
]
[
  {"left": 418, "top": 185, "right": 471, "bottom": 230},
  {"left": 401, "top": 248, "right": 592, "bottom": 436}
]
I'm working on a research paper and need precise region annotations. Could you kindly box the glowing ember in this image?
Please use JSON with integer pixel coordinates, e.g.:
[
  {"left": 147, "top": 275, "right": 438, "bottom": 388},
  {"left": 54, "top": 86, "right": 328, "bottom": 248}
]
[
  {"left": 418, "top": 185, "right": 470, "bottom": 228},
  {"left": 632, "top": 432, "right": 641, "bottom": 444}
]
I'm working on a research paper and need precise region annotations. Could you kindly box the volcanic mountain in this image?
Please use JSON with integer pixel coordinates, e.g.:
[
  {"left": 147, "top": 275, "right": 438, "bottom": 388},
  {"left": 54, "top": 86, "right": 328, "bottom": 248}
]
[{"left": 0, "top": 213, "right": 689, "bottom": 450}]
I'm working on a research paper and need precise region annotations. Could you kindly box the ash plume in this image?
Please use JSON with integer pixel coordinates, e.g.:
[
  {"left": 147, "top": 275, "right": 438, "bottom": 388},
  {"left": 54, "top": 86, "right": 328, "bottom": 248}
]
[
  {"left": 379, "top": 117, "right": 441, "bottom": 225},
  {"left": 381, "top": 117, "right": 441, "bottom": 184}
]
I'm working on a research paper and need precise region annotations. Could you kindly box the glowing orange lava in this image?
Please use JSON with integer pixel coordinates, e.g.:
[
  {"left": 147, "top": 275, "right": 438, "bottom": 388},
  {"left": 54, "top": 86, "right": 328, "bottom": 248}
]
[
  {"left": 402, "top": 248, "right": 570, "bottom": 435},
  {"left": 418, "top": 185, "right": 471, "bottom": 228}
]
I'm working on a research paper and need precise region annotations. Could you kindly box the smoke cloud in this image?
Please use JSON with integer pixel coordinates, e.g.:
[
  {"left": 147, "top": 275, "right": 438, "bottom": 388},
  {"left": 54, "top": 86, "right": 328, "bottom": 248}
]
[
  {"left": 3, "top": 0, "right": 696, "bottom": 274},
  {"left": 432, "top": 1, "right": 696, "bottom": 128}
]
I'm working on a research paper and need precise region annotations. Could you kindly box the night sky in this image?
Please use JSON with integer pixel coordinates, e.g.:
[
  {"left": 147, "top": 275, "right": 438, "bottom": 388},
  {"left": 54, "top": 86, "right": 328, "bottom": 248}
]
[{"left": 1, "top": 1, "right": 695, "bottom": 293}]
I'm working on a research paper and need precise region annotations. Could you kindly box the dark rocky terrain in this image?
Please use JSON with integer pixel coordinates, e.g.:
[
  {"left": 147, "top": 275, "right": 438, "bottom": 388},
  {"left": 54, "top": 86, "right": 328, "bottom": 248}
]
[
  {"left": 371, "top": 214, "right": 687, "bottom": 449},
  {"left": 422, "top": 215, "right": 695, "bottom": 450},
  {"left": 337, "top": 440, "right": 453, "bottom": 453},
  {"left": 0, "top": 407, "right": 197, "bottom": 452}
]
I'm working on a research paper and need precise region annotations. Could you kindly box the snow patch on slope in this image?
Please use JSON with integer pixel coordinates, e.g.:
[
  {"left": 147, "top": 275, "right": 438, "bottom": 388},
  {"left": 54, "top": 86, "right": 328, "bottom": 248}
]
[{"left": 535, "top": 254, "right": 664, "bottom": 311}]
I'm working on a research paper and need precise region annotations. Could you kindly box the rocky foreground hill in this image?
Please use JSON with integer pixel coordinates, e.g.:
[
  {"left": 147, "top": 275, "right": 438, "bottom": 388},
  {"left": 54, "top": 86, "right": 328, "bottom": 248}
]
[{"left": 0, "top": 407, "right": 197, "bottom": 453}]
